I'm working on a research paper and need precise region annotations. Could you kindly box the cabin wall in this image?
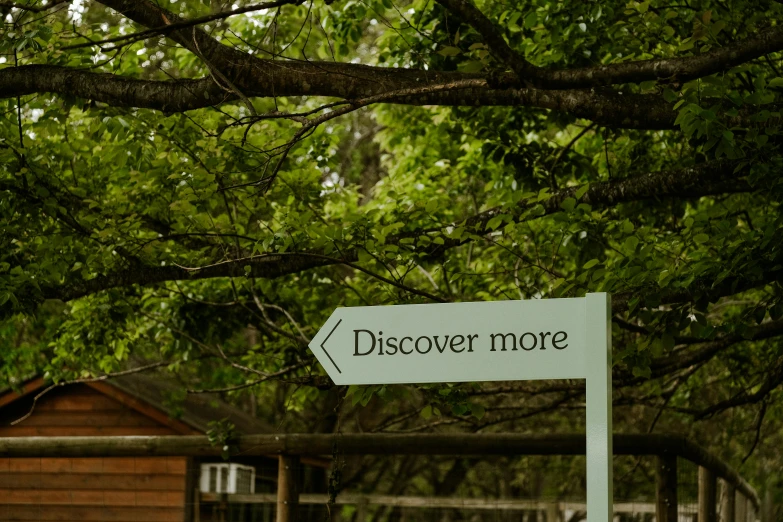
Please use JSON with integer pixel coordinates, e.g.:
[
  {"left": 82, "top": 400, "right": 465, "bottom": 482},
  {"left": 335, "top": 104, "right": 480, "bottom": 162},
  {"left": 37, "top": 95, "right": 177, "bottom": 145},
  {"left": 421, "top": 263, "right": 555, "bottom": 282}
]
[{"left": 0, "top": 384, "right": 189, "bottom": 522}]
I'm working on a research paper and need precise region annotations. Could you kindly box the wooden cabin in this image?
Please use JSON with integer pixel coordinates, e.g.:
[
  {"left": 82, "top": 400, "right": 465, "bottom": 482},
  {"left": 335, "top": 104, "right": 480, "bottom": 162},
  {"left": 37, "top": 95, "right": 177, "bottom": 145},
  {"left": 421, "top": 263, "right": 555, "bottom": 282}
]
[{"left": 0, "top": 375, "right": 327, "bottom": 522}]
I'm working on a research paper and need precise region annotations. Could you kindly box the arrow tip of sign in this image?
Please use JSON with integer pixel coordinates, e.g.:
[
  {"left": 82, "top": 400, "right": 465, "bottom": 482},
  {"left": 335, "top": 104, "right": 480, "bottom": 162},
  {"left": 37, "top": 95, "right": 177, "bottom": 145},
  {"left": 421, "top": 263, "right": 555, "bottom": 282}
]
[{"left": 319, "top": 318, "right": 342, "bottom": 374}]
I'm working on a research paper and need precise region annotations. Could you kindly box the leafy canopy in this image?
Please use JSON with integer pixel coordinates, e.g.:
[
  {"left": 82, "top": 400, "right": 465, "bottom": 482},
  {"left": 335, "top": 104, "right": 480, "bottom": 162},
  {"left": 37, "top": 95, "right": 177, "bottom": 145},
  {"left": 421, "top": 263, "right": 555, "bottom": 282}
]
[{"left": 2, "top": 0, "right": 783, "bottom": 493}]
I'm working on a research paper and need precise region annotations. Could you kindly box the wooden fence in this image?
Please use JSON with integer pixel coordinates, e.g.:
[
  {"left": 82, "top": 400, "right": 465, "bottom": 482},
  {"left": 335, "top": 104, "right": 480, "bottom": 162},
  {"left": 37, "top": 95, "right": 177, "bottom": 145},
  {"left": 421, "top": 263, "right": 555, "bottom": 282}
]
[
  {"left": 0, "top": 433, "right": 760, "bottom": 522},
  {"left": 198, "top": 492, "right": 707, "bottom": 520}
]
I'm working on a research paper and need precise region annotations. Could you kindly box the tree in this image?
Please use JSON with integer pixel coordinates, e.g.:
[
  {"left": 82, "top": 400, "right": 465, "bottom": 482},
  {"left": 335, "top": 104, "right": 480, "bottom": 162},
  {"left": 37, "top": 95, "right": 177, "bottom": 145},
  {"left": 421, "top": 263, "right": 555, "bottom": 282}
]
[{"left": 2, "top": 0, "right": 783, "bottom": 505}]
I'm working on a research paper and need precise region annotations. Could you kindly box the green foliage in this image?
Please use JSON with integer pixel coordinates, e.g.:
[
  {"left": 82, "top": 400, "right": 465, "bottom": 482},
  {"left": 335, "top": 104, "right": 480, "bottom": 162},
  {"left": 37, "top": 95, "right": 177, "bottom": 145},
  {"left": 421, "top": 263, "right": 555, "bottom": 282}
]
[
  {"left": 207, "top": 419, "right": 240, "bottom": 460},
  {"left": 2, "top": 0, "right": 783, "bottom": 498}
]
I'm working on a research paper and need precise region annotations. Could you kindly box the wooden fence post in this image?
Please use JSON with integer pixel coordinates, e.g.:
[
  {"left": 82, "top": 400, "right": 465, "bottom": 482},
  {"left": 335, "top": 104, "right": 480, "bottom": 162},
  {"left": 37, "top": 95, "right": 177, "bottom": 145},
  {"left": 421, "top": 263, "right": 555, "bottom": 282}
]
[
  {"left": 700, "top": 467, "right": 717, "bottom": 522},
  {"left": 277, "top": 454, "right": 301, "bottom": 522},
  {"left": 218, "top": 493, "right": 228, "bottom": 522},
  {"left": 356, "top": 496, "right": 369, "bottom": 521},
  {"left": 761, "top": 485, "right": 774, "bottom": 522},
  {"left": 545, "top": 502, "right": 558, "bottom": 522},
  {"left": 735, "top": 493, "right": 747, "bottom": 522},
  {"left": 194, "top": 488, "right": 201, "bottom": 522},
  {"left": 657, "top": 455, "right": 678, "bottom": 522},
  {"left": 721, "top": 480, "right": 736, "bottom": 522}
]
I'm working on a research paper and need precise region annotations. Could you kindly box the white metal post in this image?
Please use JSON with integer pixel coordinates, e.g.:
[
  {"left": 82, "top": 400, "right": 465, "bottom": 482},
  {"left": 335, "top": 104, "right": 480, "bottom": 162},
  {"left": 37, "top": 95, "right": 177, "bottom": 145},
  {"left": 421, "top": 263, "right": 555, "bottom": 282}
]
[{"left": 586, "top": 293, "right": 613, "bottom": 522}]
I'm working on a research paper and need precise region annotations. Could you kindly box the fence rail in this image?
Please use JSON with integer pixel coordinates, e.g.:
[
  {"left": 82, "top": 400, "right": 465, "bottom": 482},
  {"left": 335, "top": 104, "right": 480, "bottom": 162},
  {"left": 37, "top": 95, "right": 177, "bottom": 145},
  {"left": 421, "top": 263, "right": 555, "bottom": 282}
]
[
  {"left": 0, "top": 433, "right": 760, "bottom": 521},
  {"left": 200, "top": 491, "right": 696, "bottom": 513}
]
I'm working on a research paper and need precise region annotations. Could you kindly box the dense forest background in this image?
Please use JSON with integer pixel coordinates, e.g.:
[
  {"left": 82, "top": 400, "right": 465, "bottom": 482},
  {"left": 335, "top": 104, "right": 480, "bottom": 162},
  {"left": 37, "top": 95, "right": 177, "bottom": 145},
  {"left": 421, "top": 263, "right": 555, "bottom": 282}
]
[{"left": 2, "top": 0, "right": 783, "bottom": 514}]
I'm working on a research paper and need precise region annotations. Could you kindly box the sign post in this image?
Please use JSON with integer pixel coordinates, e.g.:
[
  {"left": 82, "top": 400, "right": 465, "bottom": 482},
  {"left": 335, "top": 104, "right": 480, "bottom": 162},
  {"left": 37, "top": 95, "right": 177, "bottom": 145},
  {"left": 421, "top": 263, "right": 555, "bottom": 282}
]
[{"left": 309, "top": 293, "right": 612, "bottom": 521}]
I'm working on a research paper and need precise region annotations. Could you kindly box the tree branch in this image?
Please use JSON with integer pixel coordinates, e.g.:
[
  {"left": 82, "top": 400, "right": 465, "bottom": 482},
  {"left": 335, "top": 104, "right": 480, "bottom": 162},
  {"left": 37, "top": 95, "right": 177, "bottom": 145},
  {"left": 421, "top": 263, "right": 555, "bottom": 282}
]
[
  {"left": 539, "top": 25, "right": 783, "bottom": 88},
  {"left": 63, "top": 0, "right": 303, "bottom": 51},
  {"left": 0, "top": 65, "right": 231, "bottom": 112},
  {"left": 695, "top": 360, "right": 783, "bottom": 420},
  {"left": 434, "top": 0, "right": 783, "bottom": 89},
  {"left": 435, "top": 0, "right": 538, "bottom": 82},
  {"left": 0, "top": 0, "right": 69, "bottom": 12},
  {"left": 1, "top": 0, "right": 781, "bottom": 132},
  {"left": 5, "top": 0, "right": 779, "bottom": 130},
  {"left": 618, "top": 318, "right": 783, "bottom": 386},
  {"left": 1, "top": 64, "right": 683, "bottom": 129},
  {"left": 17, "top": 160, "right": 754, "bottom": 309},
  {"left": 185, "top": 362, "right": 310, "bottom": 393},
  {"left": 10, "top": 361, "right": 174, "bottom": 426}
]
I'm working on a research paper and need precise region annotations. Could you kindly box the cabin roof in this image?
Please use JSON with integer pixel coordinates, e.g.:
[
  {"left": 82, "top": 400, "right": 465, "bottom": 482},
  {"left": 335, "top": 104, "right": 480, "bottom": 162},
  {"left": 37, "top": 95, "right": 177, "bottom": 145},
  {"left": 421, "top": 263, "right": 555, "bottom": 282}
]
[{"left": 0, "top": 373, "right": 275, "bottom": 435}]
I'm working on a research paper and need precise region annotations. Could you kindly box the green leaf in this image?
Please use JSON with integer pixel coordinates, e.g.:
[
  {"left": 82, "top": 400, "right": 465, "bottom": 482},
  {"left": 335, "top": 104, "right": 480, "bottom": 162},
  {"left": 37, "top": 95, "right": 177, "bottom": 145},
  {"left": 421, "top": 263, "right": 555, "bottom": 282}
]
[
  {"left": 583, "top": 259, "right": 600, "bottom": 269},
  {"left": 575, "top": 184, "right": 590, "bottom": 199},
  {"left": 486, "top": 216, "right": 503, "bottom": 230},
  {"left": 459, "top": 60, "right": 484, "bottom": 73},
  {"left": 437, "top": 46, "right": 462, "bottom": 57},
  {"left": 694, "top": 233, "right": 709, "bottom": 244}
]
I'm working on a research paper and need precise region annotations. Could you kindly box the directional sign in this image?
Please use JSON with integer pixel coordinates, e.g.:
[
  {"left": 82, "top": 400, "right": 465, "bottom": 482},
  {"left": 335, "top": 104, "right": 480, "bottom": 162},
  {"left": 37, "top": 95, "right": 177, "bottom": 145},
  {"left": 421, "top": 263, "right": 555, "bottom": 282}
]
[
  {"left": 310, "top": 293, "right": 613, "bottom": 522},
  {"left": 311, "top": 297, "right": 590, "bottom": 385}
]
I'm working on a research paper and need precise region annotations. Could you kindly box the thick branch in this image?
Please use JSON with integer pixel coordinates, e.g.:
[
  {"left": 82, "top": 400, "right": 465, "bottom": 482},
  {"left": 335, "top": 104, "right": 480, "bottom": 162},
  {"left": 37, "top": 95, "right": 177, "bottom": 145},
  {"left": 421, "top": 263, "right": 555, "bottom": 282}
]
[
  {"left": 612, "top": 265, "right": 783, "bottom": 315},
  {"left": 0, "top": 0, "right": 722, "bottom": 129},
  {"left": 2, "top": 0, "right": 780, "bottom": 126},
  {"left": 694, "top": 358, "right": 783, "bottom": 420},
  {"left": 0, "top": 65, "right": 681, "bottom": 129},
  {"left": 618, "top": 319, "right": 783, "bottom": 386},
  {"left": 101, "top": 0, "right": 783, "bottom": 91},
  {"left": 0, "top": 65, "right": 230, "bottom": 112},
  {"left": 435, "top": 0, "right": 783, "bottom": 88},
  {"left": 469, "top": 160, "right": 746, "bottom": 231},
  {"left": 542, "top": 25, "right": 783, "bottom": 88}
]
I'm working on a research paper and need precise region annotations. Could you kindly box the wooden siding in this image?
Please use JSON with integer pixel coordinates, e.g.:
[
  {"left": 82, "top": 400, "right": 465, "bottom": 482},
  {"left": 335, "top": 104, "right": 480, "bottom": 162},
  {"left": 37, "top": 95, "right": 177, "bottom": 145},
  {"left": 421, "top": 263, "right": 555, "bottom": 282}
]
[{"left": 0, "top": 384, "right": 190, "bottom": 522}]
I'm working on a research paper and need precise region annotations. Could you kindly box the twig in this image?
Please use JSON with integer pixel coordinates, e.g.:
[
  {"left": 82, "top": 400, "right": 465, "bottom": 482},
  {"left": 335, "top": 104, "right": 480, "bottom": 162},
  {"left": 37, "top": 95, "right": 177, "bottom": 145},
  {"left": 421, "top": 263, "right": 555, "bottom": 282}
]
[
  {"left": 255, "top": 79, "right": 487, "bottom": 190},
  {"left": 62, "top": 0, "right": 302, "bottom": 50},
  {"left": 10, "top": 361, "right": 172, "bottom": 425},
  {"left": 191, "top": 27, "right": 257, "bottom": 116},
  {"left": 548, "top": 122, "right": 595, "bottom": 190},
  {"left": 740, "top": 399, "right": 768, "bottom": 465},
  {"left": 174, "top": 250, "right": 448, "bottom": 303},
  {"left": 187, "top": 363, "right": 307, "bottom": 393},
  {"left": 251, "top": 293, "right": 310, "bottom": 344},
  {"left": 0, "top": 0, "right": 69, "bottom": 12}
]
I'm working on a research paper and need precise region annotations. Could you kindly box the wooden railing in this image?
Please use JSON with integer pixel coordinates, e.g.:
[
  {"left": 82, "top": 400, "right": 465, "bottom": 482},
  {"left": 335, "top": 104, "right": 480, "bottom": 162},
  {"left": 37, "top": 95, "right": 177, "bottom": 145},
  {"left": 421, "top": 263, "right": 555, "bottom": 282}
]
[
  {"left": 0, "top": 433, "right": 760, "bottom": 521},
  {"left": 197, "top": 492, "right": 709, "bottom": 520}
]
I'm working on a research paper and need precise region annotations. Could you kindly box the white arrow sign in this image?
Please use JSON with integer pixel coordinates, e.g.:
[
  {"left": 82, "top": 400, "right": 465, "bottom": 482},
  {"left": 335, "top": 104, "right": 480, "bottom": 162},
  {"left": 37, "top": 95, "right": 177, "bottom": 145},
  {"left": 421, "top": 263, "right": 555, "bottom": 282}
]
[
  {"left": 311, "top": 297, "right": 589, "bottom": 385},
  {"left": 309, "top": 293, "right": 613, "bottom": 522}
]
